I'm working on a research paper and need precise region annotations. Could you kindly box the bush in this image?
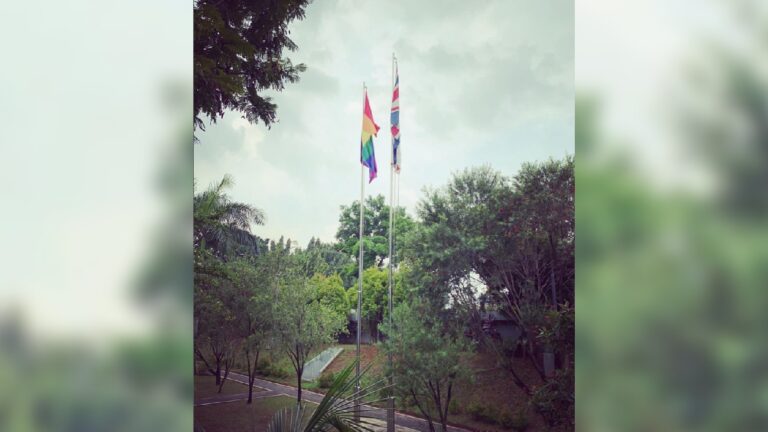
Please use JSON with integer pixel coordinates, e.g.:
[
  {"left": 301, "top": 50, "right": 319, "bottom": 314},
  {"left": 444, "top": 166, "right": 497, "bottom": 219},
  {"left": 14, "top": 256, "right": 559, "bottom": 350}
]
[
  {"left": 318, "top": 371, "right": 335, "bottom": 388},
  {"left": 498, "top": 409, "right": 515, "bottom": 428},
  {"left": 264, "top": 365, "right": 289, "bottom": 379},
  {"left": 509, "top": 408, "right": 530, "bottom": 431},
  {"left": 448, "top": 399, "right": 461, "bottom": 415},
  {"left": 467, "top": 402, "right": 498, "bottom": 424},
  {"left": 466, "top": 401, "right": 484, "bottom": 420},
  {"left": 530, "top": 369, "right": 573, "bottom": 427},
  {"left": 256, "top": 358, "right": 271, "bottom": 373}
]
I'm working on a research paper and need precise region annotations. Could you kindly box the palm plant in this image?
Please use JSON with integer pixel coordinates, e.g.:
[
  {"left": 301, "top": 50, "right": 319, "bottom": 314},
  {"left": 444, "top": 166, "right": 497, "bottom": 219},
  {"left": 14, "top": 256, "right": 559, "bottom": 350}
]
[
  {"left": 266, "top": 360, "right": 389, "bottom": 432},
  {"left": 194, "top": 174, "right": 265, "bottom": 257}
]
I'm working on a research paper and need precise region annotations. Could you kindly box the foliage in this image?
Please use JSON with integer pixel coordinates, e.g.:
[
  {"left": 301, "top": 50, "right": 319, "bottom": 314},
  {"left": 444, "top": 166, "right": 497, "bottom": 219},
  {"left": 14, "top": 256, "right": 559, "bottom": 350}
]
[
  {"left": 257, "top": 358, "right": 271, "bottom": 373},
  {"left": 529, "top": 368, "right": 574, "bottom": 428},
  {"left": 311, "top": 273, "right": 349, "bottom": 322},
  {"left": 194, "top": 175, "right": 265, "bottom": 259},
  {"left": 226, "top": 257, "right": 275, "bottom": 403},
  {"left": 380, "top": 301, "right": 471, "bottom": 432},
  {"left": 466, "top": 402, "right": 498, "bottom": 424},
  {"left": 348, "top": 266, "right": 407, "bottom": 340},
  {"left": 405, "top": 160, "right": 574, "bottom": 319},
  {"left": 265, "top": 365, "right": 290, "bottom": 379},
  {"left": 404, "top": 161, "right": 574, "bottom": 424},
  {"left": 447, "top": 399, "right": 461, "bottom": 415},
  {"left": 266, "top": 360, "right": 388, "bottom": 432},
  {"left": 194, "top": 0, "right": 309, "bottom": 130},
  {"left": 299, "top": 238, "right": 352, "bottom": 279},
  {"left": 535, "top": 302, "right": 574, "bottom": 359},
  {"left": 273, "top": 268, "right": 347, "bottom": 402},
  {"left": 509, "top": 407, "right": 530, "bottom": 431},
  {"left": 336, "top": 195, "right": 415, "bottom": 277},
  {"left": 317, "top": 371, "right": 335, "bottom": 389}
]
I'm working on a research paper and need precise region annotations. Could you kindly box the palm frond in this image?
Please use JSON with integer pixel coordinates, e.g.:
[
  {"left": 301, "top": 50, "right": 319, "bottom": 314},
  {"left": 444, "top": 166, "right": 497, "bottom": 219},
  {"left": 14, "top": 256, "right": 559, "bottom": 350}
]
[{"left": 266, "top": 360, "right": 391, "bottom": 432}]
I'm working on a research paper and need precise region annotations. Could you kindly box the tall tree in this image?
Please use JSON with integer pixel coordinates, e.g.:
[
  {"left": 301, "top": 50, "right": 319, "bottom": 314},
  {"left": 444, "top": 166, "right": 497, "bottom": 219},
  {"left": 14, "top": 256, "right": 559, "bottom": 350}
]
[
  {"left": 194, "top": 175, "right": 265, "bottom": 259},
  {"left": 346, "top": 266, "right": 404, "bottom": 341},
  {"left": 380, "top": 301, "right": 471, "bottom": 432},
  {"left": 194, "top": 0, "right": 310, "bottom": 131},
  {"left": 227, "top": 258, "right": 273, "bottom": 404},
  {"left": 194, "top": 250, "right": 240, "bottom": 391},
  {"left": 297, "top": 238, "right": 351, "bottom": 278},
  {"left": 312, "top": 273, "right": 349, "bottom": 322},
  {"left": 194, "top": 174, "right": 265, "bottom": 392},
  {"left": 336, "top": 195, "right": 415, "bottom": 278},
  {"left": 274, "top": 270, "right": 347, "bottom": 403}
]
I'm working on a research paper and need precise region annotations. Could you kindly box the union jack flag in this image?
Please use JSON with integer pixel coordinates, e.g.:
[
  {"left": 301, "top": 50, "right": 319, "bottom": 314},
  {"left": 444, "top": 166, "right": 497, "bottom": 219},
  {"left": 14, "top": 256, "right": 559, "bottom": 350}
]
[{"left": 390, "top": 66, "right": 401, "bottom": 173}]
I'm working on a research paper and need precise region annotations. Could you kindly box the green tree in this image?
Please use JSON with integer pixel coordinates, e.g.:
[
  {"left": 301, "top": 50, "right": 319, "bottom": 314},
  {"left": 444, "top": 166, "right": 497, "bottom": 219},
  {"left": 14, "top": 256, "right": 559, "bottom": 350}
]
[
  {"left": 404, "top": 166, "right": 510, "bottom": 330},
  {"left": 194, "top": 0, "right": 309, "bottom": 130},
  {"left": 346, "top": 266, "right": 405, "bottom": 341},
  {"left": 274, "top": 271, "right": 347, "bottom": 403},
  {"left": 311, "top": 273, "right": 348, "bottom": 321},
  {"left": 194, "top": 175, "right": 265, "bottom": 259},
  {"left": 194, "top": 174, "right": 266, "bottom": 392},
  {"left": 297, "top": 238, "right": 351, "bottom": 278},
  {"left": 226, "top": 258, "right": 274, "bottom": 404},
  {"left": 193, "top": 249, "right": 240, "bottom": 391},
  {"left": 380, "top": 301, "right": 471, "bottom": 432},
  {"left": 336, "top": 195, "right": 415, "bottom": 278},
  {"left": 405, "top": 162, "right": 574, "bottom": 404}
]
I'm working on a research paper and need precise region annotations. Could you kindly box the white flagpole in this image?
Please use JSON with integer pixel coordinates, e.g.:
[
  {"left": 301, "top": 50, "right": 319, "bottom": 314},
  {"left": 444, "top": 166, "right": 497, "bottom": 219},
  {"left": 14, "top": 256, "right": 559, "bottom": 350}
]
[
  {"left": 386, "top": 53, "right": 396, "bottom": 432},
  {"left": 356, "top": 82, "right": 366, "bottom": 421}
]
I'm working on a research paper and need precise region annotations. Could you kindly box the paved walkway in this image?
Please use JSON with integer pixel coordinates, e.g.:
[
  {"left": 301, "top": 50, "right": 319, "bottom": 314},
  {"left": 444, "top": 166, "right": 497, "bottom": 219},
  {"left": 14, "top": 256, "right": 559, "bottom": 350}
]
[{"left": 195, "top": 372, "right": 471, "bottom": 432}]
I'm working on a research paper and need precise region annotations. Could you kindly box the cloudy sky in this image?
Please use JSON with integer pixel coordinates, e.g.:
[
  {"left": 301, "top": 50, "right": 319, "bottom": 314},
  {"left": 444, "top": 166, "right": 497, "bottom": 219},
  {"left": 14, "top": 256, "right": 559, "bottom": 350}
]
[{"left": 195, "top": 0, "right": 574, "bottom": 246}]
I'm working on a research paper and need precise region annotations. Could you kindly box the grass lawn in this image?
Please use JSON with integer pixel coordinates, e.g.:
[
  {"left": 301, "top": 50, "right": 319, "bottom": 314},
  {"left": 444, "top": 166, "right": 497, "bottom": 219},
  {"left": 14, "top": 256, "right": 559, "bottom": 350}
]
[
  {"left": 195, "top": 395, "right": 316, "bottom": 432},
  {"left": 195, "top": 375, "right": 257, "bottom": 400}
]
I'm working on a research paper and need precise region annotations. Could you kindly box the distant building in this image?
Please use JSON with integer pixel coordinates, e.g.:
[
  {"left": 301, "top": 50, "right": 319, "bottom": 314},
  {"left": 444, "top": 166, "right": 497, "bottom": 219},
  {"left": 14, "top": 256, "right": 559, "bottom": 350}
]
[
  {"left": 481, "top": 310, "right": 522, "bottom": 344},
  {"left": 338, "top": 308, "right": 374, "bottom": 344}
]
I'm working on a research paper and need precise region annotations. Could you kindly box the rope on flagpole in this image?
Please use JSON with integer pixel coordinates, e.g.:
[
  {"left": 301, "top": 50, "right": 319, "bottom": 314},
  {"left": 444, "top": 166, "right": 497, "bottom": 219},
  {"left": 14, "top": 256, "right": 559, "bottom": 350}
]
[
  {"left": 386, "top": 52, "right": 396, "bottom": 432},
  {"left": 356, "top": 81, "right": 365, "bottom": 422}
]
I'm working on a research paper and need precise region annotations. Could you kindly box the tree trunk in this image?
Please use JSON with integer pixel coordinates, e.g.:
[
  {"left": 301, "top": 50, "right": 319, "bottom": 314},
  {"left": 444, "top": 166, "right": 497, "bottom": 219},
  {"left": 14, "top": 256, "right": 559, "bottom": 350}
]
[
  {"left": 410, "top": 388, "right": 436, "bottom": 432},
  {"left": 550, "top": 266, "right": 557, "bottom": 308},
  {"left": 296, "top": 366, "right": 303, "bottom": 403},
  {"left": 218, "top": 355, "right": 233, "bottom": 394},
  {"left": 440, "top": 382, "right": 453, "bottom": 432},
  {"left": 549, "top": 232, "right": 558, "bottom": 309},
  {"left": 215, "top": 363, "right": 221, "bottom": 386},
  {"left": 246, "top": 348, "right": 260, "bottom": 404}
]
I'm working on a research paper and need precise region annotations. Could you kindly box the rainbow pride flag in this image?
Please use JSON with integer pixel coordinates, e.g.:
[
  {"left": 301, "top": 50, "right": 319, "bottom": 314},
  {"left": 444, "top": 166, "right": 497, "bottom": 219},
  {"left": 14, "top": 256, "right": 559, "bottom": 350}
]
[{"left": 360, "top": 89, "right": 380, "bottom": 182}]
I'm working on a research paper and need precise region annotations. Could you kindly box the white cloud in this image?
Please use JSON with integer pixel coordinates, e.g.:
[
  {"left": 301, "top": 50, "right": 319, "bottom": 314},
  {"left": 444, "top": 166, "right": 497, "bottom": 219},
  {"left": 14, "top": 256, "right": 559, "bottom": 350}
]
[
  {"left": 195, "top": 0, "right": 574, "bottom": 246},
  {"left": 231, "top": 116, "right": 265, "bottom": 159}
]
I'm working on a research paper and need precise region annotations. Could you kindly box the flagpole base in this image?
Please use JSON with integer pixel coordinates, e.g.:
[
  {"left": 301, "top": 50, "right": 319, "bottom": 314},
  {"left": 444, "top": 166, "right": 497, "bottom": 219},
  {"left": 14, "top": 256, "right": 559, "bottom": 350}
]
[{"left": 354, "top": 384, "right": 361, "bottom": 422}]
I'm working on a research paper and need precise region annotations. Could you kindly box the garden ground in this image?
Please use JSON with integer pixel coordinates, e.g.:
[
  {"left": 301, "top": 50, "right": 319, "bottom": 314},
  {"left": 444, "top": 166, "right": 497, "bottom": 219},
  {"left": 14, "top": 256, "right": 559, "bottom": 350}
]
[{"left": 200, "top": 343, "right": 564, "bottom": 431}]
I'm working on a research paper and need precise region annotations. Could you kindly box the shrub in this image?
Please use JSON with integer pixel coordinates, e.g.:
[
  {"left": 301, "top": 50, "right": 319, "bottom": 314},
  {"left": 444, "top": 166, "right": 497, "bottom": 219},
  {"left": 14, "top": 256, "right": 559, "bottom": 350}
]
[
  {"left": 530, "top": 369, "right": 573, "bottom": 428},
  {"left": 467, "top": 402, "right": 498, "bottom": 424},
  {"left": 483, "top": 405, "right": 500, "bottom": 424},
  {"left": 509, "top": 408, "right": 530, "bottom": 431},
  {"left": 256, "top": 358, "right": 271, "bottom": 373},
  {"left": 265, "top": 365, "right": 289, "bottom": 379},
  {"left": 498, "top": 409, "right": 515, "bottom": 428},
  {"left": 448, "top": 399, "right": 461, "bottom": 415},
  {"left": 466, "top": 401, "right": 484, "bottom": 420},
  {"left": 318, "top": 371, "right": 335, "bottom": 388}
]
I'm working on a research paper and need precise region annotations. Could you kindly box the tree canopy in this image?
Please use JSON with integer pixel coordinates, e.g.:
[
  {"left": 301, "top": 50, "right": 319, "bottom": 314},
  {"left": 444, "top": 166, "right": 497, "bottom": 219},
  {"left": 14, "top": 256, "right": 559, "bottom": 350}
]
[
  {"left": 194, "top": 0, "right": 310, "bottom": 130},
  {"left": 336, "top": 195, "right": 415, "bottom": 278}
]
